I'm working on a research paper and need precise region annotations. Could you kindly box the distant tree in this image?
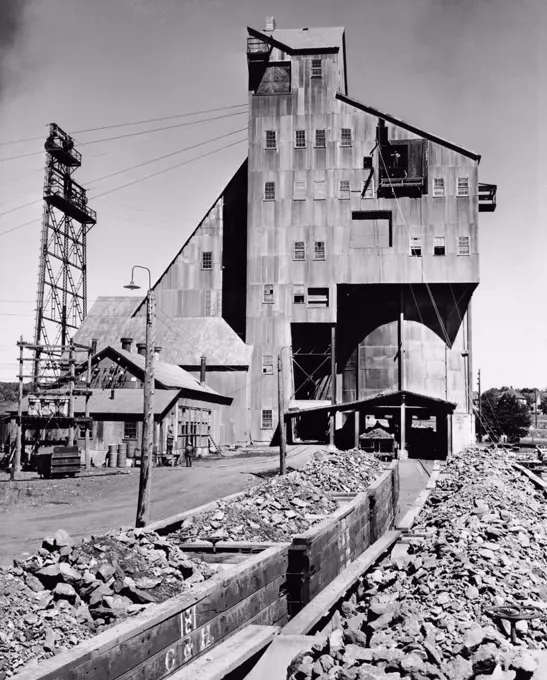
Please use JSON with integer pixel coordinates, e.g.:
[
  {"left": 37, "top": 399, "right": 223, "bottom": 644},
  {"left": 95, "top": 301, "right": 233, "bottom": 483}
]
[
  {"left": 519, "top": 388, "right": 539, "bottom": 409},
  {"left": 0, "top": 382, "right": 18, "bottom": 403},
  {"left": 540, "top": 395, "right": 547, "bottom": 416},
  {"left": 481, "top": 388, "right": 532, "bottom": 443}
]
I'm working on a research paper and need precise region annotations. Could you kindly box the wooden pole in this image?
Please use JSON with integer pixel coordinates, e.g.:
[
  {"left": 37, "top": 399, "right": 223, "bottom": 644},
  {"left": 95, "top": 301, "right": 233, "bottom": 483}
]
[
  {"left": 11, "top": 336, "right": 24, "bottom": 480},
  {"left": 400, "top": 393, "right": 406, "bottom": 458},
  {"left": 136, "top": 289, "right": 155, "bottom": 528},
  {"left": 354, "top": 344, "right": 360, "bottom": 449},
  {"left": 329, "top": 325, "right": 336, "bottom": 449},
  {"left": 278, "top": 348, "right": 287, "bottom": 475},
  {"left": 398, "top": 287, "right": 406, "bottom": 457},
  {"left": 200, "top": 356, "right": 207, "bottom": 385},
  {"left": 84, "top": 346, "right": 92, "bottom": 470},
  {"left": 68, "top": 341, "right": 75, "bottom": 446},
  {"left": 477, "top": 369, "right": 482, "bottom": 443}
]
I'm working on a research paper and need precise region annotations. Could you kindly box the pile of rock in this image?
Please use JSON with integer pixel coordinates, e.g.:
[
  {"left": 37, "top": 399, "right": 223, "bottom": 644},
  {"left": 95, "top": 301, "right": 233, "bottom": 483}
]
[
  {"left": 0, "top": 528, "right": 213, "bottom": 676},
  {"left": 287, "top": 446, "right": 547, "bottom": 679},
  {"left": 301, "top": 449, "right": 386, "bottom": 494}
]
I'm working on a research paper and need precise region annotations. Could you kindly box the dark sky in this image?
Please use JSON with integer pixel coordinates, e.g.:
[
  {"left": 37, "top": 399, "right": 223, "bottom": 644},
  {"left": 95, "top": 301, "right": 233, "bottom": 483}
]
[{"left": 0, "top": 0, "right": 544, "bottom": 388}]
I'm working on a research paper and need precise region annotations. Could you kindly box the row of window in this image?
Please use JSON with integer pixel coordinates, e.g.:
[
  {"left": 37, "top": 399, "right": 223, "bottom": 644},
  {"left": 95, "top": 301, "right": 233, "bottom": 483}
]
[
  {"left": 265, "top": 128, "right": 351, "bottom": 150},
  {"left": 263, "top": 285, "right": 330, "bottom": 307},
  {"left": 264, "top": 176, "right": 470, "bottom": 201},
  {"left": 411, "top": 235, "right": 470, "bottom": 257},
  {"left": 293, "top": 240, "right": 325, "bottom": 261}
]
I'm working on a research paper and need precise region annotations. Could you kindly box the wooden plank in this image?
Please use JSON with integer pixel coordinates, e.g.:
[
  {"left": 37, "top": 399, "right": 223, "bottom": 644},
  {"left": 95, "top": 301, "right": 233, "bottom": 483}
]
[
  {"left": 281, "top": 530, "right": 401, "bottom": 636},
  {"left": 167, "top": 625, "right": 279, "bottom": 680},
  {"left": 513, "top": 463, "right": 547, "bottom": 491},
  {"left": 13, "top": 545, "right": 288, "bottom": 680},
  {"left": 245, "top": 634, "right": 323, "bottom": 680}
]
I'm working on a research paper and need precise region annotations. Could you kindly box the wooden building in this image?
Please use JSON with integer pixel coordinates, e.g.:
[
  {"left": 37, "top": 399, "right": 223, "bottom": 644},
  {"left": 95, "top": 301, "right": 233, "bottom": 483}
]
[{"left": 75, "top": 19, "right": 497, "bottom": 457}]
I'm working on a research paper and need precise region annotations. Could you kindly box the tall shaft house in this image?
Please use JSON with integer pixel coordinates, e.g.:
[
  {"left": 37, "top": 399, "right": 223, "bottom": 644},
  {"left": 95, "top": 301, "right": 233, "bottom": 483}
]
[{"left": 78, "top": 19, "right": 496, "bottom": 458}]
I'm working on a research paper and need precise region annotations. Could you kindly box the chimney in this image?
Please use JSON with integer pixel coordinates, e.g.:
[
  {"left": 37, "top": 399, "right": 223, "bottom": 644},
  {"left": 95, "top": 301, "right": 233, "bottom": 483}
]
[
  {"left": 264, "top": 16, "right": 275, "bottom": 31},
  {"left": 154, "top": 346, "right": 162, "bottom": 361},
  {"left": 136, "top": 343, "right": 146, "bottom": 356},
  {"left": 91, "top": 338, "right": 98, "bottom": 355},
  {"left": 200, "top": 356, "right": 207, "bottom": 386},
  {"left": 121, "top": 337, "right": 133, "bottom": 352}
]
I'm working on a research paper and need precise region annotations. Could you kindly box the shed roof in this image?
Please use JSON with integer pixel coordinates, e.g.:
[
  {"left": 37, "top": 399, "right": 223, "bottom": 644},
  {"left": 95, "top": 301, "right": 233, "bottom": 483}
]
[{"left": 248, "top": 25, "right": 344, "bottom": 53}]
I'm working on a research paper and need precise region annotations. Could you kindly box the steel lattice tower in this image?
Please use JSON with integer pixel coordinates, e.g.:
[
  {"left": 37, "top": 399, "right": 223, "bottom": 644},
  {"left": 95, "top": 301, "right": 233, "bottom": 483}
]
[{"left": 33, "top": 123, "right": 97, "bottom": 380}]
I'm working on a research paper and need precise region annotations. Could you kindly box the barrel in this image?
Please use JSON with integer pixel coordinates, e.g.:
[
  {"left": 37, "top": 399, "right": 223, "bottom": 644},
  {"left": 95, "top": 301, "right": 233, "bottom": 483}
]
[
  {"left": 117, "top": 443, "right": 127, "bottom": 469},
  {"left": 127, "top": 441, "right": 136, "bottom": 459},
  {"left": 107, "top": 444, "right": 118, "bottom": 468}
]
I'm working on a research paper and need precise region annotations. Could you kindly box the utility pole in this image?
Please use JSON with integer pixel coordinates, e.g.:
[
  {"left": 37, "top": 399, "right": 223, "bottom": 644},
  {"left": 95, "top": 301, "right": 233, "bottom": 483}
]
[
  {"left": 278, "top": 348, "right": 287, "bottom": 475},
  {"left": 535, "top": 388, "right": 539, "bottom": 429},
  {"left": 12, "top": 337, "right": 24, "bottom": 481},
  {"left": 477, "top": 369, "right": 482, "bottom": 443},
  {"left": 68, "top": 342, "right": 75, "bottom": 446},
  {"left": 84, "top": 346, "right": 92, "bottom": 470}
]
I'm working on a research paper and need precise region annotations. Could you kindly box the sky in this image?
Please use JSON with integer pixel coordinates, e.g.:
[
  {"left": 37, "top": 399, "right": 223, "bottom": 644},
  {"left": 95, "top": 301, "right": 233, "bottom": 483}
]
[{"left": 0, "top": 0, "right": 545, "bottom": 390}]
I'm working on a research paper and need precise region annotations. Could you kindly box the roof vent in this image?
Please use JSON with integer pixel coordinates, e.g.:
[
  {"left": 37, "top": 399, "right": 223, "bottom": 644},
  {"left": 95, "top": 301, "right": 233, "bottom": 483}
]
[{"left": 264, "top": 16, "right": 276, "bottom": 31}]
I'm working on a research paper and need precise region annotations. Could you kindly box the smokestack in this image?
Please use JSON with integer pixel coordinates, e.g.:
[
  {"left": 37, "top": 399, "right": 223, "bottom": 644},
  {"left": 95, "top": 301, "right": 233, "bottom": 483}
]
[
  {"left": 136, "top": 343, "right": 146, "bottom": 356},
  {"left": 121, "top": 337, "right": 133, "bottom": 352},
  {"left": 200, "top": 356, "right": 207, "bottom": 386},
  {"left": 264, "top": 16, "right": 275, "bottom": 31},
  {"left": 154, "top": 346, "right": 162, "bottom": 361},
  {"left": 91, "top": 338, "right": 98, "bottom": 355}
]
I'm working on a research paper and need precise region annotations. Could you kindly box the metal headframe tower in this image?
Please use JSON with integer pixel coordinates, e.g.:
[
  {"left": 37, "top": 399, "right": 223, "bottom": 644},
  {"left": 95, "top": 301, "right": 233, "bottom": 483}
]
[{"left": 33, "top": 123, "right": 97, "bottom": 381}]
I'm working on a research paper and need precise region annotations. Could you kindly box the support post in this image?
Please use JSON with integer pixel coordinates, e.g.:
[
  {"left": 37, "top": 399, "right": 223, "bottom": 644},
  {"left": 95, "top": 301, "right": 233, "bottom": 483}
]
[
  {"left": 84, "top": 346, "right": 92, "bottom": 469},
  {"left": 399, "top": 394, "right": 407, "bottom": 459},
  {"left": 477, "top": 369, "right": 482, "bottom": 443},
  {"left": 354, "top": 344, "right": 361, "bottom": 449},
  {"left": 278, "top": 348, "right": 287, "bottom": 475},
  {"left": 466, "top": 302, "right": 473, "bottom": 414},
  {"left": 329, "top": 325, "right": 336, "bottom": 449},
  {"left": 398, "top": 287, "right": 405, "bottom": 392},
  {"left": 136, "top": 289, "right": 155, "bottom": 528},
  {"left": 535, "top": 388, "right": 539, "bottom": 429},
  {"left": 68, "top": 341, "right": 75, "bottom": 446},
  {"left": 11, "top": 336, "right": 24, "bottom": 480},
  {"left": 200, "top": 356, "right": 207, "bottom": 386}
]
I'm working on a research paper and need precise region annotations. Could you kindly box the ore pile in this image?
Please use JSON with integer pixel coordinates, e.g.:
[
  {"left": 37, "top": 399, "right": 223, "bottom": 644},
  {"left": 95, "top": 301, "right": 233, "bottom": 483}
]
[
  {"left": 287, "top": 447, "right": 547, "bottom": 679},
  {"left": 0, "top": 529, "right": 213, "bottom": 676},
  {"left": 175, "top": 450, "right": 385, "bottom": 544}
]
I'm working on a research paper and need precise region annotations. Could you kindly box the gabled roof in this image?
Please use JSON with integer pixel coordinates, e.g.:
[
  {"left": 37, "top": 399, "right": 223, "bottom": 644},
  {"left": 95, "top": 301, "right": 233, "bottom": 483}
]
[
  {"left": 90, "top": 347, "right": 232, "bottom": 405},
  {"left": 248, "top": 25, "right": 344, "bottom": 54},
  {"left": 73, "top": 297, "right": 252, "bottom": 367},
  {"left": 336, "top": 92, "right": 481, "bottom": 162}
]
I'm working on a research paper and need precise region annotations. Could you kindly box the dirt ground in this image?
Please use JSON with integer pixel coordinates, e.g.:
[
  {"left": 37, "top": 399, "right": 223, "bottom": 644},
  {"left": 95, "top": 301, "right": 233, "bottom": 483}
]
[{"left": 0, "top": 446, "right": 316, "bottom": 566}]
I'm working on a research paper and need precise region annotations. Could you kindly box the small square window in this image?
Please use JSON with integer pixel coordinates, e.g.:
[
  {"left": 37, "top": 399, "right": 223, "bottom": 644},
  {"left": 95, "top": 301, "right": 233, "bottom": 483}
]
[
  {"left": 293, "top": 180, "right": 307, "bottom": 200},
  {"left": 433, "top": 236, "right": 446, "bottom": 256},
  {"left": 263, "top": 284, "right": 275, "bottom": 303},
  {"left": 265, "top": 130, "right": 277, "bottom": 149},
  {"left": 458, "top": 236, "right": 470, "bottom": 256},
  {"left": 78, "top": 424, "right": 92, "bottom": 439},
  {"left": 341, "top": 128, "right": 352, "bottom": 147},
  {"left": 295, "top": 129, "right": 307, "bottom": 148},
  {"left": 264, "top": 181, "right": 275, "bottom": 201},
  {"left": 307, "top": 287, "right": 329, "bottom": 307},
  {"left": 339, "top": 180, "right": 350, "bottom": 200},
  {"left": 457, "top": 177, "right": 470, "bottom": 197},
  {"left": 315, "top": 129, "right": 326, "bottom": 148},
  {"left": 261, "top": 409, "right": 274, "bottom": 429},
  {"left": 361, "top": 178, "right": 374, "bottom": 199},
  {"left": 311, "top": 59, "right": 323, "bottom": 78},
  {"left": 314, "top": 241, "right": 326, "bottom": 261},
  {"left": 410, "top": 237, "right": 422, "bottom": 257},
  {"left": 124, "top": 421, "right": 137, "bottom": 440},
  {"left": 363, "top": 156, "right": 373, "bottom": 169},
  {"left": 433, "top": 178, "right": 445, "bottom": 197},
  {"left": 201, "top": 251, "right": 212, "bottom": 270},
  {"left": 314, "top": 180, "right": 326, "bottom": 200},
  {"left": 293, "top": 284, "right": 305, "bottom": 304},
  {"left": 293, "top": 241, "right": 306, "bottom": 261},
  {"left": 262, "top": 354, "right": 274, "bottom": 375}
]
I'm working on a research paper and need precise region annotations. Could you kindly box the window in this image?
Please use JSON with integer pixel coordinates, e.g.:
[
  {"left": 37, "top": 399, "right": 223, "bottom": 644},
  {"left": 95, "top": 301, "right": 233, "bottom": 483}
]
[
  {"left": 341, "top": 128, "right": 352, "bottom": 147},
  {"left": 201, "top": 251, "right": 212, "bottom": 270},
  {"left": 361, "top": 178, "right": 374, "bottom": 199},
  {"left": 339, "top": 180, "right": 350, "bottom": 200},
  {"left": 295, "top": 129, "right": 307, "bottom": 148},
  {"left": 314, "top": 241, "right": 326, "bottom": 261},
  {"left": 314, "top": 180, "right": 326, "bottom": 200},
  {"left": 410, "top": 237, "right": 422, "bottom": 257},
  {"left": 263, "top": 284, "right": 274, "bottom": 304},
  {"left": 293, "top": 241, "right": 306, "bottom": 261},
  {"left": 315, "top": 129, "right": 326, "bottom": 148},
  {"left": 433, "top": 178, "right": 445, "bottom": 197},
  {"left": 261, "top": 409, "right": 274, "bottom": 429},
  {"left": 264, "top": 181, "right": 275, "bottom": 201},
  {"left": 311, "top": 59, "right": 323, "bottom": 78},
  {"left": 78, "top": 424, "right": 92, "bottom": 439},
  {"left": 307, "top": 287, "right": 329, "bottom": 307},
  {"left": 363, "top": 156, "right": 373, "bottom": 169},
  {"left": 458, "top": 236, "right": 470, "bottom": 256},
  {"left": 265, "top": 130, "right": 277, "bottom": 149},
  {"left": 262, "top": 354, "right": 274, "bottom": 375},
  {"left": 433, "top": 236, "right": 446, "bottom": 256},
  {"left": 457, "top": 177, "right": 470, "bottom": 197},
  {"left": 293, "top": 285, "right": 305, "bottom": 304},
  {"left": 124, "top": 421, "right": 137, "bottom": 440},
  {"left": 293, "top": 180, "right": 307, "bottom": 200}
]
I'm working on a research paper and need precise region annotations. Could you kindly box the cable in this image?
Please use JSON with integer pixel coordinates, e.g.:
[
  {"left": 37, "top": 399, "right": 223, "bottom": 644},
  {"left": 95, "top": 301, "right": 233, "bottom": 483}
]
[
  {"left": 0, "top": 104, "right": 247, "bottom": 147},
  {"left": 0, "top": 217, "right": 40, "bottom": 238}
]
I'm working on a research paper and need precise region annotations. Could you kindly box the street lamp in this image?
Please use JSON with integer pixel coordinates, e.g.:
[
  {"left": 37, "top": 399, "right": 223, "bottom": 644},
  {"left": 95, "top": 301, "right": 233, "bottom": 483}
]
[{"left": 124, "top": 266, "right": 154, "bottom": 528}]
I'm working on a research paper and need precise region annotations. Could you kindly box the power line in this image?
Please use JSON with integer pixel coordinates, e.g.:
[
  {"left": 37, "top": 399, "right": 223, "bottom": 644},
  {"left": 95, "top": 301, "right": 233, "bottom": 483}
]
[{"left": 0, "top": 104, "right": 247, "bottom": 147}]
